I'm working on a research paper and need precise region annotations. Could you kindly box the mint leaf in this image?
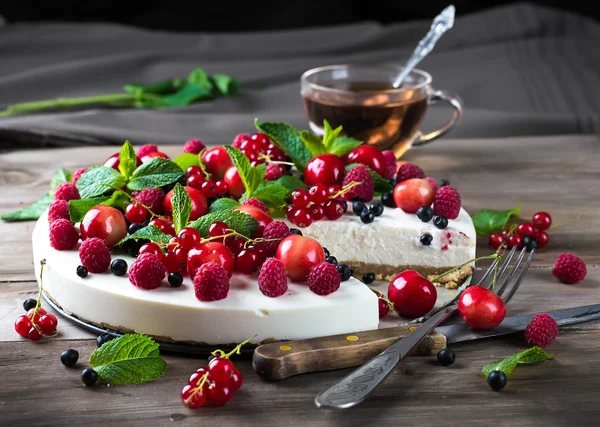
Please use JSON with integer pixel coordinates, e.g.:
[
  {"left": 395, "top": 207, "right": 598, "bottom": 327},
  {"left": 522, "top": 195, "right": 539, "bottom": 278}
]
[
  {"left": 211, "top": 74, "right": 241, "bottom": 96},
  {"left": 89, "top": 334, "right": 167, "bottom": 385},
  {"left": 255, "top": 119, "right": 313, "bottom": 170},
  {"left": 173, "top": 153, "right": 200, "bottom": 173},
  {"left": 189, "top": 209, "right": 259, "bottom": 238},
  {"left": 76, "top": 166, "right": 127, "bottom": 199},
  {"left": 209, "top": 198, "right": 240, "bottom": 213},
  {"left": 127, "top": 157, "right": 184, "bottom": 191},
  {"left": 50, "top": 168, "right": 72, "bottom": 191},
  {"left": 299, "top": 131, "right": 326, "bottom": 157},
  {"left": 1, "top": 194, "right": 52, "bottom": 221},
  {"left": 482, "top": 346, "right": 553, "bottom": 377},
  {"left": 472, "top": 207, "right": 521, "bottom": 237},
  {"left": 171, "top": 183, "right": 192, "bottom": 233},
  {"left": 346, "top": 163, "right": 392, "bottom": 193},
  {"left": 250, "top": 183, "right": 291, "bottom": 208},
  {"left": 117, "top": 224, "right": 171, "bottom": 246},
  {"left": 69, "top": 196, "right": 111, "bottom": 223},
  {"left": 322, "top": 120, "right": 343, "bottom": 150},
  {"left": 273, "top": 175, "right": 307, "bottom": 191},
  {"left": 141, "top": 85, "right": 213, "bottom": 108},
  {"left": 188, "top": 68, "right": 213, "bottom": 90},
  {"left": 329, "top": 136, "right": 363, "bottom": 157},
  {"left": 118, "top": 140, "right": 138, "bottom": 179},
  {"left": 224, "top": 146, "right": 265, "bottom": 197}
]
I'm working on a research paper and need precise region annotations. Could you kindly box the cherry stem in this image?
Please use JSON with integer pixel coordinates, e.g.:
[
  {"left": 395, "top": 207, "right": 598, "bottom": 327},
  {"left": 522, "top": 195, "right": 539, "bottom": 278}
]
[
  {"left": 31, "top": 259, "right": 57, "bottom": 337},
  {"left": 211, "top": 335, "right": 255, "bottom": 359},
  {"left": 370, "top": 288, "right": 395, "bottom": 311},
  {"left": 187, "top": 372, "right": 210, "bottom": 403},
  {"left": 196, "top": 149, "right": 212, "bottom": 180},
  {"left": 430, "top": 254, "right": 500, "bottom": 283},
  {"left": 331, "top": 181, "right": 362, "bottom": 199},
  {"left": 550, "top": 213, "right": 584, "bottom": 229}
]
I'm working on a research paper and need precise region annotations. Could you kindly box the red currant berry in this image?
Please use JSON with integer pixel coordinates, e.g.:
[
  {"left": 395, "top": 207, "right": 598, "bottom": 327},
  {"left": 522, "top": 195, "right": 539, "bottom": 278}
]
[
  {"left": 488, "top": 232, "right": 504, "bottom": 249},
  {"left": 226, "top": 237, "right": 246, "bottom": 256},
  {"left": 324, "top": 199, "right": 345, "bottom": 220},
  {"left": 532, "top": 211, "right": 552, "bottom": 230},
  {"left": 308, "top": 184, "right": 329, "bottom": 204},
  {"left": 14, "top": 315, "right": 32, "bottom": 337},
  {"left": 304, "top": 153, "right": 346, "bottom": 187},
  {"left": 200, "top": 181, "right": 217, "bottom": 199},
  {"left": 125, "top": 203, "right": 148, "bottom": 224},
  {"left": 235, "top": 248, "right": 260, "bottom": 274},
  {"left": 149, "top": 218, "right": 176, "bottom": 236},
  {"left": 208, "top": 221, "right": 229, "bottom": 238},
  {"left": 163, "top": 251, "right": 186, "bottom": 273},
  {"left": 166, "top": 236, "right": 180, "bottom": 252},
  {"left": 310, "top": 204, "right": 325, "bottom": 221},
  {"left": 286, "top": 205, "right": 296, "bottom": 222},
  {"left": 208, "top": 357, "right": 235, "bottom": 383},
  {"left": 507, "top": 234, "right": 522, "bottom": 248},
  {"left": 27, "top": 307, "right": 46, "bottom": 324},
  {"left": 232, "top": 133, "right": 251, "bottom": 148},
  {"left": 535, "top": 230, "right": 550, "bottom": 248},
  {"left": 229, "top": 367, "right": 243, "bottom": 392},
  {"left": 139, "top": 242, "right": 164, "bottom": 259},
  {"left": 501, "top": 229, "right": 510, "bottom": 238},
  {"left": 181, "top": 384, "right": 206, "bottom": 409},
  {"left": 28, "top": 327, "right": 43, "bottom": 341},
  {"left": 38, "top": 314, "right": 58, "bottom": 335},
  {"left": 251, "top": 132, "right": 271, "bottom": 150},
  {"left": 224, "top": 166, "right": 245, "bottom": 199},
  {"left": 293, "top": 208, "right": 313, "bottom": 228},
  {"left": 378, "top": 298, "right": 390, "bottom": 318},
  {"left": 215, "top": 180, "right": 229, "bottom": 195},
  {"left": 328, "top": 185, "right": 342, "bottom": 197},
  {"left": 201, "top": 146, "right": 232, "bottom": 180},
  {"left": 265, "top": 147, "right": 286, "bottom": 161},
  {"left": 206, "top": 382, "right": 233, "bottom": 406},
  {"left": 186, "top": 165, "right": 202, "bottom": 177},
  {"left": 516, "top": 222, "right": 536, "bottom": 237},
  {"left": 188, "top": 367, "right": 209, "bottom": 385},
  {"left": 241, "top": 148, "right": 259, "bottom": 162},
  {"left": 186, "top": 174, "right": 205, "bottom": 190},
  {"left": 177, "top": 227, "right": 201, "bottom": 250},
  {"left": 291, "top": 189, "right": 310, "bottom": 208}
]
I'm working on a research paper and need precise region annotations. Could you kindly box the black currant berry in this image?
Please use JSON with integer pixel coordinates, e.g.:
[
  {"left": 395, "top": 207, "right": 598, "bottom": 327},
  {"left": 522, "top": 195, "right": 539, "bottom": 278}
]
[
  {"left": 340, "top": 200, "right": 348, "bottom": 213},
  {"left": 487, "top": 370, "right": 507, "bottom": 391},
  {"left": 81, "top": 368, "right": 98, "bottom": 386},
  {"left": 97, "top": 333, "right": 117, "bottom": 348},
  {"left": 290, "top": 228, "right": 302, "bottom": 236},
  {"left": 360, "top": 210, "right": 375, "bottom": 224},
  {"left": 387, "top": 178, "right": 397, "bottom": 186},
  {"left": 381, "top": 191, "right": 396, "bottom": 208},
  {"left": 420, "top": 234, "right": 433, "bottom": 246},
  {"left": 416, "top": 206, "right": 434, "bottom": 222},
  {"left": 436, "top": 348, "right": 455, "bottom": 366},
  {"left": 110, "top": 259, "right": 128, "bottom": 276},
  {"left": 362, "top": 272, "right": 375, "bottom": 285},
  {"left": 60, "top": 349, "right": 79, "bottom": 367},
  {"left": 338, "top": 264, "right": 352, "bottom": 281},
  {"left": 23, "top": 298, "right": 37, "bottom": 311},
  {"left": 168, "top": 272, "right": 184, "bottom": 287},
  {"left": 440, "top": 179, "right": 450, "bottom": 187},
  {"left": 323, "top": 247, "right": 330, "bottom": 257},
  {"left": 326, "top": 256, "right": 338, "bottom": 266},
  {"left": 128, "top": 223, "right": 143, "bottom": 235},
  {"left": 352, "top": 201, "right": 367, "bottom": 216},
  {"left": 370, "top": 203, "right": 384, "bottom": 217},
  {"left": 76, "top": 265, "right": 88, "bottom": 278},
  {"left": 433, "top": 215, "right": 448, "bottom": 229},
  {"left": 522, "top": 236, "right": 538, "bottom": 251}
]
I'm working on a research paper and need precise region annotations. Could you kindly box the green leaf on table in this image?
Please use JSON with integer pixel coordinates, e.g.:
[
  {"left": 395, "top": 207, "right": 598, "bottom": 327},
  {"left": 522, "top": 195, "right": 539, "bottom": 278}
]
[
  {"left": 209, "top": 198, "right": 241, "bottom": 213},
  {"left": 118, "top": 140, "right": 138, "bottom": 179},
  {"left": 224, "top": 146, "right": 265, "bottom": 197},
  {"left": 123, "top": 78, "right": 185, "bottom": 95},
  {"left": 76, "top": 166, "right": 127, "bottom": 199},
  {"left": 472, "top": 206, "right": 521, "bottom": 237},
  {"left": 211, "top": 74, "right": 241, "bottom": 96},
  {"left": 189, "top": 209, "right": 259, "bottom": 238},
  {"left": 248, "top": 183, "right": 291, "bottom": 208},
  {"left": 322, "top": 120, "right": 343, "bottom": 151},
  {"left": 50, "top": 168, "right": 72, "bottom": 191},
  {"left": 171, "top": 183, "right": 192, "bottom": 233},
  {"left": 89, "top": 334, "right": 167, "bottom": 385},
  {"left": 188, "top": 68, "right": 213, "bottom": 90},
  {"left": 139, "top": 85, "right": 214, "bottom": 109},
  {"left": 1, "top": 193, "right": 53, "bottom": 221},
  {"left": 255, "top": 119, "right": 313, "bottom": 170},
  {"left": 127, "top": 157, "right": 184, "bottom": 191},
  {"left": 482, "top": 346, "right": 553, "bottom": 377},
  {"left": 273, "top": 175, "right": 307, "bottom": 191},
  {"left": 173, "top": 153, "right": 200, "bottom": 173},
  {"left": 329, "top": 135, "right": 363, "bottom": 157},
  {"left": 69, "top": 196, "right": 111, "bottom": 223},
  {"left": 117, "top": 225, "right": 171, "bottom": 246},
  {"left": 299, "top": 131, "right": 326, "bottom": 157},
  {"left": 345, "top": 163, "right": 393, "bottom": 193}
]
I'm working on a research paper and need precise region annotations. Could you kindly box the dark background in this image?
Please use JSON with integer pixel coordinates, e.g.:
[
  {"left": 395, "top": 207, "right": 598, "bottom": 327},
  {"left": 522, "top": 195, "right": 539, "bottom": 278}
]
[{"left": 0, "top": 1, "right": 597, "bottom": 31}]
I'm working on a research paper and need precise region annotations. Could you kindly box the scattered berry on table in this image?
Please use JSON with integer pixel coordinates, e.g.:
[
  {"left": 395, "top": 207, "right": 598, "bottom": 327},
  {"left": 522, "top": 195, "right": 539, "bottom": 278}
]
[
  {"left": 60, "top": 349, "right": 79, "bottom": 367},
  {"left": 535, "top": 230, "right": 549, "bottom": 248},
  {"left": 97, "top": 333, "right": 116, "bottom": 348},
  {"left": 133, "top": 187, "right": 164, "bottom": 214},
  {"left": 342, "top": 165, "right": 374, "bottom": 202},
  {"left": 525, "top": 313, "right": 558, "bottom": 348},
  {"left": 507, "top": 234, "right": 522, "bottom": 249},
  {"left": 326, "top": 256, "right": 338, "bottom": 266},
  {"left": 129, "top": 253, "right": 166, "bottom": 290},
  {"left": 370, "top": 202, "right": 384, "bottom": 217},
  {"left": 516, "top": 222, "right": 535, "bottom": 237},
  {"left": 436, "top": 348, "right": 456, "bottom": 366},
  {"left": 49, "top": 218, "right": 80, "bottom": 250},
  {"left": 48, "top": 200, "right": 70, "bottom": 224},
  {"left": 458, "top": 286, "right": 506, "bottom": 329},
  {"left": 381, "top": 191, "right": 396, "bottom": 208},
  {"left": 337, "top": 264, "right": 353, "bottom": 282},
  {"left": 532, "top": 211, "right": 552, "bottom": 230},
  {"left": 38, "top": 313, "right": 58, "bottom": 335},
  {"left": 76, "top": 265, "right": 88, "bottom": 278},
  {"left": 14, "top": 315, "right": 32, "bottom": 337},
  {"left": 183, "top": 139, "right": 206, "bottom": 154},
  {"left": 194, "top": 262, "right": 230, "bottom": 302},
  {"left": 433, "top": 215, "right": 448, "bottom": 230},
  {"left": 362, "top": 272, "right": 375, "bottom": 284},
  {"left": 110, "top": 259, "right": 128, "bottom": 276},
  {"left": 396, "top": 162, "right": 425, "bottom": 183},
  {"left": 416, "top": 205, "right": 434, "bottom": 222},
  {"left": 489, "top": 232, "right": 504, "bottom": 249},
  {"left": 381, "top": 150, "right": 398, "bottom": 179},
  {"left": 388, "top": 270, "right": 436, "bottom": 318},
  {"left": 79, "top": 237, "right": 111, "bottom": 273},
  {"left": 81, "top": 368, "right": 99, "bottom": 386},
  {"left": 54, "top": 182, "right": 80, "bottom": 201},
  {"left": 420, "top": 234, "right": 433, "bottom": 246},
  {"left": 242, "top": 198, "right": 269, "bottom": 213},
  {"left": 433, "top": 186, "right": 461, "bottom": 220},
  {"left": 168, "top": 272, "right": 184, "bottom": 287},
  {"left": 206, "top": 381, "right": 233, "bottom": 406},
  {"left": 137, "top": 143, "right": 158, "bottom": 157},
  {"left": 23, "top": 298, "right": 37, "bottom": 311},
  {"left": 71, "top": 168, "right": 87, "bottom": 185},
  {"left": 258, "top": 258, "right": 288, "bottom": 297},
  {"left": 378, "top": 297, "right": 391, "bottom": 318},
  {"left": 308, "top": 262, "right": 341, "bottom": 296},
  {"left": 28, "top": 327, "right": 43, "bottom": 341},
  {"left": 487, "top": 370, "right": 507, "bottom": 391},
  {"left": 552, "top": 253, "right": 586, "bottom": 284}
]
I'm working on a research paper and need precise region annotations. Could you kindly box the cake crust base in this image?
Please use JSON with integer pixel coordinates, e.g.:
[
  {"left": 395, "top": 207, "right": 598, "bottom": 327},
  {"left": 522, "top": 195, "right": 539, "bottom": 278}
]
[{"left": 350, "top": 262, "right": 473, "bottom": 288}]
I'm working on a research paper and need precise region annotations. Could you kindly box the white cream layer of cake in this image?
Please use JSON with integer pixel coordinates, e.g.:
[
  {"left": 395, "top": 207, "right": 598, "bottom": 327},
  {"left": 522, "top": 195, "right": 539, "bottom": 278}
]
[{"left": 33, "top": 211, "right": 379, "bottom": 345}]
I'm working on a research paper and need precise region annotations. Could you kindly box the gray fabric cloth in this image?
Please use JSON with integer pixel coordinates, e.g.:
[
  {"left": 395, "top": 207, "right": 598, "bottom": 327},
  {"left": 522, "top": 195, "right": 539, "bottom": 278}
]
[{"left": 0, "top": 2, "right": 599, "bottom": 148}]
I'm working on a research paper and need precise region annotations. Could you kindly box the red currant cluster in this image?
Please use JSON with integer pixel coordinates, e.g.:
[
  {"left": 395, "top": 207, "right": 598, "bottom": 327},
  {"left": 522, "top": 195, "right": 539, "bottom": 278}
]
[
  {"left": 181, "top": 341, "right": 248, "bottom": 408},
  {"left": 232, "top": 132, "right": 288, "bottom": 171},
  {"left": 185, "top": 165, "right": 229, "bottom": 200},
  {"left": 285, "top": 185, "right": 348, "bottom": 227},
  {"left": 489, "top": 211, "right": 552, "bottom": 250},
  {"left": 14, "top": 306, "right": 58, "bottom": 341}
]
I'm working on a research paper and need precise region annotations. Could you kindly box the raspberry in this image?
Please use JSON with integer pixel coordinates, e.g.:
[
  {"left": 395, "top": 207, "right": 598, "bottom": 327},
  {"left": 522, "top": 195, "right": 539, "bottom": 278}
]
[
  {"left": 525, "top": 313, "right": 558, "bottom": 348},
  {"left": 424, "top": 177, "right": 438, "bottom": 194},
  {"left": 78, "top": 237, "right": 111, "bottom": 273},
  {"left": 193, "top": 262, "right": 230, "bottom": 301},
  {"left": 265, "top": 164, "right": 284, "bottom": 181},
  {"left": 308, "top": 262, "right": 341, "bottom": 296},
  {"left": 262, "top": 221, "right": 291, "bottom": 255},
  {"left": 396, "top": 163, "right": 425, "bottom": 183},
  {"left": 49, "top": 219, "right": 79, "bottom": 250},
  {"left": 381, "top": 150, "right": 398, "bottom": 179},
  {"left": 433, "top": 185, "right": 461, "bottom": 220},
  {"left": 183, "top": 139, "right": 206, "bottom": 155},
  {"left": 129, "top": 253, "right": 166, "bottom": 290},
  {"left": 54, "top": 182, "right": 80, "bottom": 201},
  {"left": 48, "top": 200, "right": 70, "bottom": 224},
  {"left": 242, "top": 198, "right": 268, "bottom": 213},
  {"left": 137, "top": 144, "right": 158, "bottom": 157},
  {"left": 258, "top": 258, "right": 288, "bottom": 297},
  {"left": 133, "top": 188, "right": 164, "bottom": 214},
  {"left": 72, "top": 168, "right": 87, "bottom": 185},
  {"left": 342, "top": 165, "right": 374, "bottom": 202},
  {"left": 552, "top": 253, "right": 587, "bottom": 284}
]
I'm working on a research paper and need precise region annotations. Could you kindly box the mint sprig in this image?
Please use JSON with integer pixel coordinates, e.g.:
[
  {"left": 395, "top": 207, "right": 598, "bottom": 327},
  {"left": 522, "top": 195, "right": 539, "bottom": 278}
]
[
  {"left": 482, "top": 346, "right": 553, "bottom": 377},
  {"left": 300, "top": 120, "right": 363, "bottom": 158},
  {"left": 117, "top": 224, "right": 171, "bottom": 246},
  {"left": 472, "top": 207, "right": 521, "bottom": 237},
  {"left": 300, "top": 131, "right": 327, "bottom": 157},
  {"left": 224, "top": 146, "right": 266, "bottom": 197},
  {"left": 127, "top": 157, "right": 184, "bottom": 191},
  {"left": 171, "top": 183, "right": 192, "bottom": 233},
  {"left": 76, "top": 166, "right": 127, "bottom": 199},
  {"left": 189, "top": 209, "right": 259, "bottom": 238},
  {"left": 209, "top": 198, "right": 241, "bottom": 213},
  {"left": 173, "top": 153, "right": 200, "bottom": 173},
  {"left": 50, "top": 168, "right": 73, "bottom": 191},
  {"left": 118, "top": 140, "right": 138, "bottom": 179},
  {"left": 89, "top": 334, "right": 167, "bottom": 385},
  {"left": 255, "top": 119, "right": 313, "bottom": 170}
]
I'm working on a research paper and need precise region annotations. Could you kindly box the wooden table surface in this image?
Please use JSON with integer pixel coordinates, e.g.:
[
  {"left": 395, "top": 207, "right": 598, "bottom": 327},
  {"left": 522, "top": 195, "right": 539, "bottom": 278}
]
[{"left": 1, "top": 135, "right": 599, "bottom": 426}]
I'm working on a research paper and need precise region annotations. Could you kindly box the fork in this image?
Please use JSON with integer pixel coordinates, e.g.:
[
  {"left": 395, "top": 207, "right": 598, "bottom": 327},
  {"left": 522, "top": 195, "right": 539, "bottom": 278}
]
[{"left": 314, "top": 246, "right": 535, "bottom": 409}]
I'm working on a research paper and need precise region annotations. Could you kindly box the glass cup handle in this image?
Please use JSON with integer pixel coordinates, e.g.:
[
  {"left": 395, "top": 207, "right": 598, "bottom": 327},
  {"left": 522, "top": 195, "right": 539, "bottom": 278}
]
[{"left": 411, "top": 90, "right": 463, "bottom": 147}]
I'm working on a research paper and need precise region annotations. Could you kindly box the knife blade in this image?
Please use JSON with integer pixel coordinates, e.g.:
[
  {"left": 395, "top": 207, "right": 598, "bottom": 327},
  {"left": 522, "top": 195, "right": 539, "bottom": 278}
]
[{"left": 252, "top": 304, "right": 600, "bottom": 381}]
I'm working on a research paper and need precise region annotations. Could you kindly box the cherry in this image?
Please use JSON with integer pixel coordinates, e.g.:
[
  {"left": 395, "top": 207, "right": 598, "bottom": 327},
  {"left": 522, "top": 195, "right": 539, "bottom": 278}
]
[
  {"left": 187, "top": 242, "right": 235, "bottom": 278},
  {"left": 233, "top": 205, "right": 273, "bottom": 237},
  {"left": 28, "top": 327, "right": 43, "bottom": 341},
  {"left": 181, "top": 384, "right": 207, "bottom": 409},
  {"left": 291, "top": 189, "right": 310, "bottom": 208},
  {"left": 163, "top": 186, "right": 207, "bottom": 221},
  {"left": 235, "top": 248, "right": 260, "bottom": 274},
  {"left": 206, "top": 382, "right": 233, "bottom": 406},
  {"left": 251, "top": 243, "right": 268, "bottom": 265},
  {"left": 324, "top": 199, "right": 345, "bottom": 220},
  {"left": 535, "top": 230, "right": 550, "bottom": 248},
  {"left": 125, "top": 203, "right": 148, "bottom": 224},
  {"left": 393, "top": 179, "right": 435, "bottom": 214},
  {"left": 201, "top": 147, "right": 232, "bottom": 180},
  {"left": 226, "top": 237, "right": 246, "bottom": 256},
  {"left": 215, "top": 180, "right": 229, "bottom": 196},
  {"left": 309, "top": 204, "right": 325, "bottom": 221},
  {"left": 80, "top": 205, "right": 127, "bottom": 247},
  {"left": 387, "top": 270, "right": 437, "bottom": 318},
  {"left": 224, "top": 165, "right": 245, "bottom": 199},
  {"left": 38, "top": 314, "right": 58, "bottom": 335},
  {"left": 343, "top": 145, "right": 386, "bottom": 177},
  {"left": 162, "top": 251, "right": 186, "bottom": 273},
  {"left": 532, "top": 211, "right": 552, "bottom": 230},
  {"left": 139, "top": 242, "right": 164, "bottom": 260},
  {"left": 208, "top": 357, "right": 235, "bottom": 383},
  {"left": 251, "top": 132, "right": 271, "bottom": 150},
  {"left": 14, "top": 314, "right": 32, "bottom": 337},
  {"left": 276, "top": 234, "right": 326, "bottom": 281},
  {"left": 378, "top": 298, "right": 390, "bottom": 318},
  {"left": 229, "top": 368, "right": 243, "bottom": 392},
  {"left": 200, "top": 181, "right": 217, "bottom": 199},
  {"left": 177, "top": 227, "right": 202, "bottom": 250},
  {"left": 489, "top": 232, "right": 504, "bottom": 249},
  {"left": 208, "top": 221, "right": 229, "bottom": 238},
  {"left": 293, "top": 208, "right": 313, "bottom": 227},
  {"left": 308, "top": 184, "right": 330, "bottom": 204},
  {"left": 303, "top": 154, "right": 346, "bottom": 187},
  {"left": 186, "top": 174, "right": 205, "bottom": 190},
  {"left": 140, "top": 151, "right": 169, "bottom": 163},
  {"left": 516, "top": 222, "right": 535, "bottom": 237},
  {"left": 186, "top": 165, "right": 203, "bottom": 176},
  {"left": 507, "top": 234, "right": 522, "bottom": 249},
  {"left": 458, "top": 286, "right": 506, "bottom": 330},
  {"left": 149, "top": 218, "right": 176, "bottom": 236}
]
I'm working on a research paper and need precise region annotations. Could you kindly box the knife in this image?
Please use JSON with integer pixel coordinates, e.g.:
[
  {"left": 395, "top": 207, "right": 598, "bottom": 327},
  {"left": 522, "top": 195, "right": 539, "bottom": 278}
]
[{"left": 252, "top": 304, "right": 600, "bottom": 381}]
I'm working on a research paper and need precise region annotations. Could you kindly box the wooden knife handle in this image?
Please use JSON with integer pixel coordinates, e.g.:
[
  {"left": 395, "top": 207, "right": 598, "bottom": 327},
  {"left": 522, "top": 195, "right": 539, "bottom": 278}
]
[{"left": 252, "top": 324, "right": 447, "bottom": 381}]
